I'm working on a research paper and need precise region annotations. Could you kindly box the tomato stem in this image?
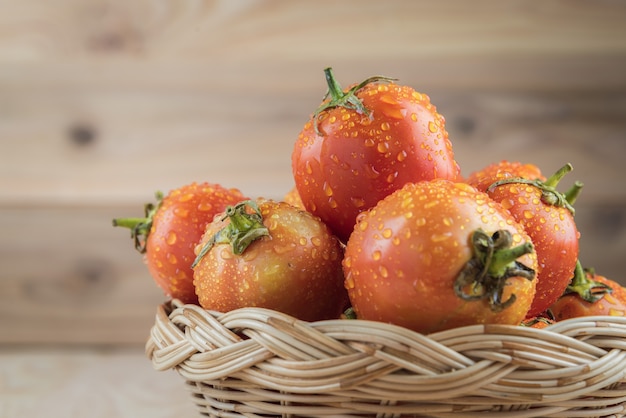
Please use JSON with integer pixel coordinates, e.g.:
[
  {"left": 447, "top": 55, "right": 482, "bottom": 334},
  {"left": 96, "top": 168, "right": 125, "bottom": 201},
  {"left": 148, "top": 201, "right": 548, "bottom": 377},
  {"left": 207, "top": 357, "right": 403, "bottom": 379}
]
[
  {"left": 191, "top": 200, "right": 269, "bottom": 268},
  {"left": 564, "top": 181, "right": 584, "bottom": 206},
  {"left": 312, "top": 67, "right": 396, "bottom": 135},
  {"left": 112, "top": 191, "right": 163, "bottom": 253},
  {"left": 455, "top": 229, "right": 535, "bottom": 312},
  {"left": 487, "top": 163, "right": 579, "bottom": 215},
  {"left": 562, "top": 260, "right": 611, "bottom": 303}
]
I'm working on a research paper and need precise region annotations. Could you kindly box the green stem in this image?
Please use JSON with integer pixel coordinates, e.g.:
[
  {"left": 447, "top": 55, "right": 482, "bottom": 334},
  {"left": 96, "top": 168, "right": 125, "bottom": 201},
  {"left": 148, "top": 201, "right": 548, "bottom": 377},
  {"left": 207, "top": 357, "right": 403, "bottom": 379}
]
[
  {"left": 486, "top": 163, "right": 579, "bottom": 216},
  {"left": 544, "top": 163, "right": 573, "bottom": 188},
  {"left": 191, "top": 200, "right": 269, "bottom": 268},
  {"left": 564, "top": 181, "right": 584, "bottom": 206},
  {"left": 455, "top": 229, "right": 535, "bottom": 312},
  {"left": 563, "top": 260, "right": 611, "bottom": 303},
  {"left": 112, "top": 191, "right": 163, "bottom": 253},
  {"left": 312, "top": 67, "right": 396, "bottom": 135}
]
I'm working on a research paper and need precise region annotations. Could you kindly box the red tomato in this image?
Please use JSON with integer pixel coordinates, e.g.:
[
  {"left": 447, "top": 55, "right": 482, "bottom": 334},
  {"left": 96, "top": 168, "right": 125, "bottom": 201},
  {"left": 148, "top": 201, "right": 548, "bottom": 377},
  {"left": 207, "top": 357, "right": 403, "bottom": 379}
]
[
  {"left": 481, "top": 163, "right": 581, "bottom": 318},
  {"left": 292, "top": 67, "right": 460, "bottom": 242},
  {"left": 283, "top": 186, "right": 304, "bottom": 210},
  {"left": 466, "top": 160, "right": 546, "bottom": 193},
  {"left": 343, "top": 179, "right": 537, "bottom": 334},
  {"left": 192, "top": 199, "right": 349, "bottom": 321},
  {"left": 549, "top": 262, "right": 626, "bottom": 320},
  {"left": 113, "top": 182, "right": 247, "bottom": 304}
]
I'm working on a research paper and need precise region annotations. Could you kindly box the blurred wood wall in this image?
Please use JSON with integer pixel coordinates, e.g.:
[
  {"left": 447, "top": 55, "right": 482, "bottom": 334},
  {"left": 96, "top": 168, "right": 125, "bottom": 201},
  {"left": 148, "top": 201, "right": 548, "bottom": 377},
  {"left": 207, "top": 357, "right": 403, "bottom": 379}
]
[{"left": 1, "top": 0, "right": 625, "bottom": 346}]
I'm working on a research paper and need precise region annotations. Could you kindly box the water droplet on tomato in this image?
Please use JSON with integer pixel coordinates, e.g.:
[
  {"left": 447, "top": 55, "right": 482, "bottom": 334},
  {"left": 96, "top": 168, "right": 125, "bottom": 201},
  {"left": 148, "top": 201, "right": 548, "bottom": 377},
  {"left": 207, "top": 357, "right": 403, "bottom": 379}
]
[
  {"left": 523, "top": 210, "right": 534, "bottom": 219},
  {"left": 381, "top": 122, "right": 391, "bottom": 131},
  {"left": 345, "top": 275, "right": 355, "bottom": 289},
  {"left": 386, "top": 172, "right": 398, "bottom": 183},
  {"left": 372, "top": 250, "right": 382, "bottom": 261},
  {"left": 167, "top": 253, "right": 177, "bottom": 265},
  {"left": 428, "top": 121, "right": 437, "bottom": 133},
  {"left": 323, "top": 183, "right": 334, "bottom": 197},
  {"left": 430, "top": 232, "right": 452, "bottom": 242},
  {"left": 198, "top": 202, "right": 213, "bottom": 211},
  {"left": 377, "top": 142, "right": 389, "bottom": 153},
  {"left": 180, "top": 193, "right": 195, "bottom": 202},
  {"left": 397, "top": 150, "right": 407, "bottom": 162},
  {"left": 382, "top": 228, "right": 393, "bottom": 239},
  {"left": 166, "top": 231, "right": 177, "bottom": 245},
  {"left": 351, "top": 197, "right": 365, "bottom": 208},
  {"left": 174, "top": 207, "right": 189, "bottom": 218},
  {"left": 379, "top": 265, "right": 389, "bottom": 278}
]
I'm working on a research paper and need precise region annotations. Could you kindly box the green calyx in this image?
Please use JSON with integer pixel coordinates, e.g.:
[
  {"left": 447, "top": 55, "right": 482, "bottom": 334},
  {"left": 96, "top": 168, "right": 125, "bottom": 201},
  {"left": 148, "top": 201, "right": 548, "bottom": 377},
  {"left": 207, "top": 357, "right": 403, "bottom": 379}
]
[
  {"left": 312, "top": 67, "right": 396, "bottom": 136},
  {"left": 486, "top": 163, "right": 582, "bottom": 216},
  {"left": 191, "top": 200, "right": 269, "bottom": 268},
  {"left": 563, "top": 260, "right": 612, "bottom": 303},
  {"left": 112, "top": 191, "right": 164, "bottom": 253},
  {"left": 454, "top": 229, "right": 535, "bottom": 312}
]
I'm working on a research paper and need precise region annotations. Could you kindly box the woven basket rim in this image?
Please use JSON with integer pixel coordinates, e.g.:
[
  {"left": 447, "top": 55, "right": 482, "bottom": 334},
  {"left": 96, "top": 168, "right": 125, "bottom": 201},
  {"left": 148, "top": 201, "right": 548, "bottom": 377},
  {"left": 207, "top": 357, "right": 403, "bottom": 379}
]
[{"left": 146, "top": 299, "right": 626, "bottom": 417}]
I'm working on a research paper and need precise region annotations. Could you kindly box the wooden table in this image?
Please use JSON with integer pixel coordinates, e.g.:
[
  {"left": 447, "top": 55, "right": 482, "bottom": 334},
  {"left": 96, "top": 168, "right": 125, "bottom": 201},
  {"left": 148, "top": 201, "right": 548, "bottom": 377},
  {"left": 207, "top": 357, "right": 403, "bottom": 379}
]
[
  {"left": 1, "top": 1, "right": 625, "bottom": 416},
  {"left": 1, "top": 347, "right": 197, "bottom": 417}
]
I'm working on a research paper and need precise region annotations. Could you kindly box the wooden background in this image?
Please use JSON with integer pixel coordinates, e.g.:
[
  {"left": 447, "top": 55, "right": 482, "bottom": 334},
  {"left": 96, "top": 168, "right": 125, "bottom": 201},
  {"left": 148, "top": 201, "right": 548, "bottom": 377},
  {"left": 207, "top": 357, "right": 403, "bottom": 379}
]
[
  {"left": 1, "top": 0, "right": 626, "bottom": 361},
  {"left": 2, "top": 0, "right": 626, "bottom": 348}
]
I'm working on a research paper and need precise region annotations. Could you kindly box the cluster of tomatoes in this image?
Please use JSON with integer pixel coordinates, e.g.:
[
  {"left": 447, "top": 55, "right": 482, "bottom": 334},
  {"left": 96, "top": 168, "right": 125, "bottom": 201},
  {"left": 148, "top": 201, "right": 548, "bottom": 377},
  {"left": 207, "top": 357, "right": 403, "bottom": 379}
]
[{"left": 114, "top": 68, "right": 625, "bottom": 334}]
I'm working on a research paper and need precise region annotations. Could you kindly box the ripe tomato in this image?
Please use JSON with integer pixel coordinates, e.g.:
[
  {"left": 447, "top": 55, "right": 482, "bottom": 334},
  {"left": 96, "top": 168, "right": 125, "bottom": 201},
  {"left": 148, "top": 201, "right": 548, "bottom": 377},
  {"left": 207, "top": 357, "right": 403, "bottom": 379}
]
[
  {"left": 292, "top": 67, "right": 460, "bottom": 242},
  {"left": 466, "top": 160, "right": 546, "bottom": 193},
  {"left": 481, "top": 163, "right": 582, "bottom": 318},
  {"left": 113, "top": 182, "right": 247, "bottom": 304},
  {"left": 548, "top": 262, "right": 625, "bottom": 320},
  {"left": 192, "top": 199, "right": 349, "bottom": 321},
  {"left": 343, "top": 179, "right": 537, "bottom": 334},
  {"left": 283, "top": 186, "right": 304, "bottom": 210}
]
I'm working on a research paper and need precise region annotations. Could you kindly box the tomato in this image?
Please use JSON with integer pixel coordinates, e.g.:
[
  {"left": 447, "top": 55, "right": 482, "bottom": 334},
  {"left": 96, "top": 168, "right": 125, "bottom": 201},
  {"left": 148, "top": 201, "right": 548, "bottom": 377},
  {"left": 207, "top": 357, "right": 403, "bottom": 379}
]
[
  {"left": 549, "top": 262, "right": 625, "bottom": 320},
  {"left": 113, "top": 182, "right": 247, "bottom": 304},
  {"left": 479, "top": 163, "right": 582, "bottom": 318},
  {"left": 343, "top": 179, "right": 537, "bottom": 334},
  {"left": 292, "top": 67, "right": 460, "bottom": 242},
  {"left": 466, "top": 160, "right": 545, "bottom": 193},
  {"left": 192, "top": 199, "right": 349, "bottom": 321},
  {"left": 283, "top": 186, "right": 304, "bottom": 210}
]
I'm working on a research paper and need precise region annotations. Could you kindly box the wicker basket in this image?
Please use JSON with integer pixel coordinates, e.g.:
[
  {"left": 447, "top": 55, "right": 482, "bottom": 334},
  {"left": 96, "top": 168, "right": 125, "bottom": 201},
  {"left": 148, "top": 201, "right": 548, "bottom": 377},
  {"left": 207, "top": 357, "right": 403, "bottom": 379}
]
[{"left": 146, "top": 299, "right": 626, "bottom": 417}]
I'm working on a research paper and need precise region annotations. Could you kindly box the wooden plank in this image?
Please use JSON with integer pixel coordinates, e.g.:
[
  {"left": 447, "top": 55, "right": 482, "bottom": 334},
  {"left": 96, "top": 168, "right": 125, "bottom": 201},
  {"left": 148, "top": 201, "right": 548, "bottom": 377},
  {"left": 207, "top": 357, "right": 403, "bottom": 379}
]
[
  {"left": 0, "top": 348, "right": 196, "bottom": 417},
  {"left": 1, "top": 91, "right": 625, "bottom": 205},
  {"left": 0, "top": 206, "right": 166, "bottom": 345}
]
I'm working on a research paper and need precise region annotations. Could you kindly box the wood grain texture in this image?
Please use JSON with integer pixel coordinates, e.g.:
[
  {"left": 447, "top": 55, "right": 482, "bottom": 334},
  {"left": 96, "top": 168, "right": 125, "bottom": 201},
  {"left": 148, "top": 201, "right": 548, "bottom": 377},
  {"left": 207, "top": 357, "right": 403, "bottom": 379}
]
[
  {"left": 0, "top": 348, "right": 195, "bottom": 418},
  {"left": 1, "top": 0, "right": 625, "bottom": 346}
]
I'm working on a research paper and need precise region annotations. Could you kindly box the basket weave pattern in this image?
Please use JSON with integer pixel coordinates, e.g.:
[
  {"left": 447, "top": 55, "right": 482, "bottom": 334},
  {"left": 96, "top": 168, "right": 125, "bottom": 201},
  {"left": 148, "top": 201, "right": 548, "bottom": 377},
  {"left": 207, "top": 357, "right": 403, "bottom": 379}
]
[{"left": 146, "top": 300, "right": 626, "bottom": 417}]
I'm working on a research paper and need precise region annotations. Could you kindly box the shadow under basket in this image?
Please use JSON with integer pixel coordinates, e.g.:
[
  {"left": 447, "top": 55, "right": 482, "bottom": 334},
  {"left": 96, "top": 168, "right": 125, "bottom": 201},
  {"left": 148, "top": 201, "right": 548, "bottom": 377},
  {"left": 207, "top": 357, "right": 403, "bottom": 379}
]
[{"left": 146, "top": 300, "right": 626, "bottom": 417}]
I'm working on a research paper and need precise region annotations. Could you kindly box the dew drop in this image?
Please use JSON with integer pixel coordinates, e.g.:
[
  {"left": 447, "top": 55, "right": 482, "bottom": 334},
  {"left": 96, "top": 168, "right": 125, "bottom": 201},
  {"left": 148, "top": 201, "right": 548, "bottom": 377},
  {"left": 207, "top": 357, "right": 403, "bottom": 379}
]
[
  {"left": 523, "top": 210, "right": 534, "bottom": 219},
  {"left": 180, "top": 193, "right": 195, "bottom": 202},
  {"left": 381, "top": 122, "right": 391, "bottom": 131},
  {"left": 428, "top": 121, "right": 437, "bottom": 133},
  {"left": 198, "top": 202, "right": 213, "bottom": 212},
  {"left": 166, "top": 231, "right": 177, "bottom": 245},
  {"left": 379, "top": 265, "right": 389, "bottom": 278},
  {"left": 345, "top": 275, "right": 355, "bottom": 289},
  {"left": 174, "top": 207, "right": 189, "bottom": 218},
  {"left": 351, "top": 197, "right": 366, "bottom": 208},
  {"left": 372, "top": 250, "right": 382, "bottom": 261},
  {"left": 167, "top": 253, "right": 177, "bottom": 265}
]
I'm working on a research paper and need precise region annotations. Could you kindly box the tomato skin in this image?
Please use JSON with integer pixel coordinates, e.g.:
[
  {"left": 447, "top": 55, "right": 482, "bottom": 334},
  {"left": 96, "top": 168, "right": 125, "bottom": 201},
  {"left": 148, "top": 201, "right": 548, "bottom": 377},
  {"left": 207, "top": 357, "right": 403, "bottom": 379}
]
[
  {"left": 283, "top": 186, "right": 304, "bottom": 210},
  {"left": 466, "top": 160, "right": 545, "bottom": 193},
  {"left": 145, "top": 183, "right": 248, "bottom": 304},
  {"left": 192, "top": 199, "right": 349, "bottom": 321},
  {"left": 343, "top": 179, "right": 537, "bottom": 334},
  {"left": 549, "top": 274, "right": 626, "bottom": 320},
  {"left": 292, "top": 77, "right": 460, "bottom": 242},
  {"left": 485, "top": 182, "right": 579, "bottom": 318}
]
